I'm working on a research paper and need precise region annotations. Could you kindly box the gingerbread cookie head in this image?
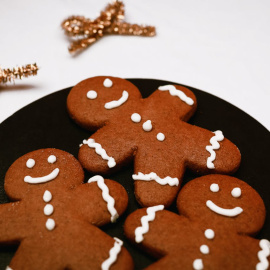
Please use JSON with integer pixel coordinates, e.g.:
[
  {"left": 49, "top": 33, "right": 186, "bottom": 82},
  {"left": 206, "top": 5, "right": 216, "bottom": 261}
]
[
  {"left": 67, "top": 76, "right": 142, "bottom": 130},
  {"left": 4, "top": 148, "right": 84, "bottom": 201},
  {"left": 177, "top": 174, "right": 266, "bottom": 235}
]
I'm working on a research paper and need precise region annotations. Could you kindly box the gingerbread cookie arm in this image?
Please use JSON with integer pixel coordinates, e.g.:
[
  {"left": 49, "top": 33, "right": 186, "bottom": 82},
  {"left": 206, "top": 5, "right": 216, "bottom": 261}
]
[
  {"left": 181, "top": 123, "right": 241, "bottom": 174},
  {"left": 124, "top": 207, "right": 183, "bottom": 257},
  {"left": 78, "top": 123, "right": 137, "bottom": 174},
  {"left": 0, "top": 202, "right": 27, "bottom": 244},
  {"left": 71, "top": 177, "right": 128, "bottom": 225}
]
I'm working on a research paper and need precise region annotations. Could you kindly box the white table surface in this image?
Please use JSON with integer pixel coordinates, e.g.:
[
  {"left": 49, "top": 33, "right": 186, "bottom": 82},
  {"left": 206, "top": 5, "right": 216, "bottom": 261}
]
[{"left": 0, "top": 0, "right": 269, "bottom": 131}]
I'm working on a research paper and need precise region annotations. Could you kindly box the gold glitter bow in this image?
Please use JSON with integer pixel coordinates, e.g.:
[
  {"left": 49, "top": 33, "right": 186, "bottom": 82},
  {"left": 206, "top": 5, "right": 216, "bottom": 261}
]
[
  {"left": 61, "top": 1, "right": 156, "bottom": 53},
  {"left": 0, "top": 63, "right": 38, "bottom": 84}
]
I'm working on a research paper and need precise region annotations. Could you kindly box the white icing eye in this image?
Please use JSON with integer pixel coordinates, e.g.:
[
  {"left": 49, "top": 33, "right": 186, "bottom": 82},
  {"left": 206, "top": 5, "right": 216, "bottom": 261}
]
[
  {"left": 87, "top": 90, "right": 97, "bottom": 99},
  {"left": 231, "top": 187, "right": 241, "bottom": 198},
  {"left": 210, "top": 183, "right": 219, "bottom": 192},
  {"left": 26, "top": 158, "right": 35, "bottom": 168},
  {"left": 48, "top": 155, "right": 57, "bottom": 164},
  {"left": 131, "top": 113, "right": 141, "bottom": 123},
  {"left": 103, "top": 78, "right": 113, "bottom": 88}
]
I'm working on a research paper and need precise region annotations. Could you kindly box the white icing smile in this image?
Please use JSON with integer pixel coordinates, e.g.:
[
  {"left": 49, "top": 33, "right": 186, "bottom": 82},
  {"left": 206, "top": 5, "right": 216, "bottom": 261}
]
[
  {"left": 104, "top": 90, "right": 129, "bottom": 109},
  {"left": 24, "top": 168, "right": 60, "bottom": 184},
  {"left": 206, "top": 200, "right": 243, "bottom": 217}
]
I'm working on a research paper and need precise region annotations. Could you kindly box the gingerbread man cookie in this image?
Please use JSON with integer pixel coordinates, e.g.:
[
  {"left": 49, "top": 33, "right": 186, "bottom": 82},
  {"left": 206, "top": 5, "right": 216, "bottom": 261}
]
[
  {"left": 1, "top": 148, "right": 133, "bottom": 270},
  {"left": 124, "top": 175, "right": 270, "bottom": 269},
  {"left": 67, "top": 76, "right": 241, "bottom": 207}
]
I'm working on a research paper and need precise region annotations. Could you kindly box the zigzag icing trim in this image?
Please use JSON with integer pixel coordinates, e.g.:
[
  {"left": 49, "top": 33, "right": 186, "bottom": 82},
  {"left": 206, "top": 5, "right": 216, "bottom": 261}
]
[
  {"left": 132, "top": 172, "right": 179, "bottom": 186},
  {"left": 81, "top": 138, "right": 116, "bottom": 168},
  {"left": 101, "top": 237, "right": 123, "bottom": 270},
  {"left": 158, "top": 85, "right": 194, "bottom": 105},
  {"left": 88, "top": 175, "right": 119, "bottom": 223},
  {"left": 256, "top": 239, "right": 270, "bottom": 270},
  {"left": 206, "top": 130, "right": 224, "bottom": 169},
  {"left": 135, "top": 205, "right": 164, "bottom": 243}
]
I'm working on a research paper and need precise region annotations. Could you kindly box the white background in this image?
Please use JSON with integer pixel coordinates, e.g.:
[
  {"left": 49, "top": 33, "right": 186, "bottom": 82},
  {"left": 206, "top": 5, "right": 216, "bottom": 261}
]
[{"left": 0, "top": 0, "right": 269, "bottom": 130}]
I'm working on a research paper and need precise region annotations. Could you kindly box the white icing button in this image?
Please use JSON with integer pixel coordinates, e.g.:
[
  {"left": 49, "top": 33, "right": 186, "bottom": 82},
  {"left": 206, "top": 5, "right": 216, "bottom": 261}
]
[
  {"left": 48, "top": 155, "right": 57, "bottom": 164},
  {"left": 46, "top": 218, "right": 55, "bottom": 231},
  {"left": 131, "top": 113, "right": 141, "bottom": 123},
  {"left": 210, "top": 183, "right": 219, "bottom": 192},
  {"left": 87, "top": 90, "right": 97, "bottom": 99},
  {"left": 103, "top": 78, "right": 113, "bottom": 87},
  {"left": 193, "top": 258, "right": 203, "bottom": 270},
  {"left": 200, "top": 245, "right": 210, "bottom": 254},
  {"left": 204, "top": 229, "right": 215, "bottom": 239},
  {"left": 26, "top": 158, "right": 35, "bottom": 168},
  {"left": 43, "top": 190, "right": 52, "bottom": 202},
  {"left": 142, "top": 120, "right": 152, "bottom": 132},
  {"left": 157, "top": 132, "right": 165, "bottom": 141},
  {"left": 231, "top": 187, "right": 241, "bottom": 198},
  {"left": 44, "top": 204, "right": 54, "bottom": 216}
]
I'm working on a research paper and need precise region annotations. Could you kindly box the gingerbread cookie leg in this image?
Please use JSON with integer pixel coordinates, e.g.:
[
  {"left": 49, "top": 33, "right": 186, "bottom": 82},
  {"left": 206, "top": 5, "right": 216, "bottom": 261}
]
[
  {"left": 78, "top": 124, "right": 137, "bottom": 174},
  {"left": 61, "top": 225, "right": 134, "bottom": 270},
  {"left": 8, "top": 239, "right": 63, "bottom": 270},
  {"left": 133, "top": 148, "right": 185, "bottom": 207},
  {"left": 181, "top": 123, "right": 241, "bottom": 174}
]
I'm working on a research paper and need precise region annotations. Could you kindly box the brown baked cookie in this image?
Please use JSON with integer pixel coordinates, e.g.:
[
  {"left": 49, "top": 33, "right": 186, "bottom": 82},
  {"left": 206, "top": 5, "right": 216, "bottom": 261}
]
[
  {"left": 67, "top": 76, "right": 241, "bottom": 207},
  {"left": 1, "top": 148, "right": 133, "bottom": 270},
  {"left": 124, "top": 175, "right": 270, "bottom": 269}
]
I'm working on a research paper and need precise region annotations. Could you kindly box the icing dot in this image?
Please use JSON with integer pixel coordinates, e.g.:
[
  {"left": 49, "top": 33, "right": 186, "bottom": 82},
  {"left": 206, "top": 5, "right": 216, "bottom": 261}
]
[
  {"left": 157, "top": 133, "right": 165, "bottom": 141},
  {"left": 87, "top": 90, "right": 97, "bottom": 99},
  {"left": 26, "top": 158, "right": 35, "bottom": 168},
  {"left": 48, "top": 155, "right": 57, "bottom": 164},
  {"left": 231, "top": 187, "right": 241, "bottom": 198},
  {"left": 46, "top": 218, "right": 55, "bottom": 231},
  {"left": 43, "top": 190, "right": 52, "bottom": 202},
  {"left": 210, "top": 183, "right": 219, "bottom": 192},
  {"left": 103, "top": 78, "right": 113, "bottom": 88},
  {"left": 44, "top": 204, "right": 54, "bottom": 216},
  {"left": 142, "top": 120, "right": 152, "bottom": 132},
  {"left": 131, "top": 113, "right": 141, "bottom": 123},
  {"left": 204, "top": 229, "right": 215, "bottom": 239},
  {"left": 193, "top": 259, "right": 203, "bottom": 270},
  {"left": 200, "top": 245, "right": 210, "bottom": 254}
]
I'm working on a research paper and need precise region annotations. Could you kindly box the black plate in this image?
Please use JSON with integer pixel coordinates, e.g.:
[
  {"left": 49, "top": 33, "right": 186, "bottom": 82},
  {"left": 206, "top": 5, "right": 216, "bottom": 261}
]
[{"left": 0, "top": 79, "right": 269, "bottom": 269}]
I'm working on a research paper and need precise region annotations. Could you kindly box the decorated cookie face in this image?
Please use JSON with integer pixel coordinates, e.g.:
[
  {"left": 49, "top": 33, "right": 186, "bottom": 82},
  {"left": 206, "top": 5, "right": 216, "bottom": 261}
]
[
  {"left": 67, "top": 76, "right": 142, "bottom": 130},
  {"left": 4, "top": 148, "right": 84, "bottom": 201},
  {"left": 68, "top": 76, "right": 241, "bottom": 207},
  {"left": 177, "top": 175, "right": 266, "bottom": 234},
  {"left": 1, "top": 149, "right": 133, "bottom": 269}
]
